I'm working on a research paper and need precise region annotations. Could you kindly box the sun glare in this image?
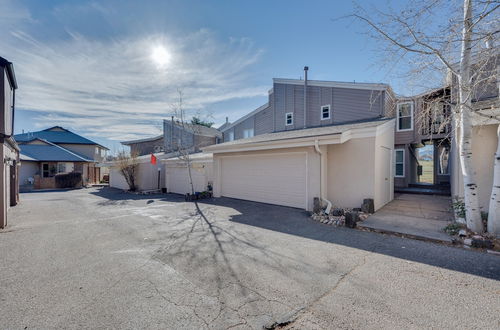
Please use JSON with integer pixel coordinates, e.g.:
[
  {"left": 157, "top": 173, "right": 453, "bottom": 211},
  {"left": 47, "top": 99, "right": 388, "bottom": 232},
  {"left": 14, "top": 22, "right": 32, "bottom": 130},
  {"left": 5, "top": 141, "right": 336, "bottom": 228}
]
[{"left": 151, "top": 45, "right": 171, "bottom": 68}]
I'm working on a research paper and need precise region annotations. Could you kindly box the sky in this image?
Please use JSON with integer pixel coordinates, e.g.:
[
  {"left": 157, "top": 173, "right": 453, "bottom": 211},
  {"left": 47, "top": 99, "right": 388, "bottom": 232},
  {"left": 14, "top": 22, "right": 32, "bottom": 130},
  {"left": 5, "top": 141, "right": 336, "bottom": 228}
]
[{"left": 1, "top": 0, "right": 432, "bottom": 153}]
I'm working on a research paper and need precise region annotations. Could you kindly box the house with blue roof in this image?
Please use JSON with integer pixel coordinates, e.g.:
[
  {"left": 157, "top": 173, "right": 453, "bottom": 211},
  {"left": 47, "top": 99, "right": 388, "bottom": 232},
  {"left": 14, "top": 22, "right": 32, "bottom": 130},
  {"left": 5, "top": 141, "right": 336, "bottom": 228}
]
[{"left": 15, "top": 126, "right": 109, "bottom": 189}]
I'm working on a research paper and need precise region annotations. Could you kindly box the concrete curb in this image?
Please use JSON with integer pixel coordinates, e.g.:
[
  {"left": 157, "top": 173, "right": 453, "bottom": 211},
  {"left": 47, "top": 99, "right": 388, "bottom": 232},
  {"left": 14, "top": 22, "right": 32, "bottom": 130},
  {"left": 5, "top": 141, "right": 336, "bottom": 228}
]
[{"left": 357, "top": 223, "right": 454, "bottom": 245}]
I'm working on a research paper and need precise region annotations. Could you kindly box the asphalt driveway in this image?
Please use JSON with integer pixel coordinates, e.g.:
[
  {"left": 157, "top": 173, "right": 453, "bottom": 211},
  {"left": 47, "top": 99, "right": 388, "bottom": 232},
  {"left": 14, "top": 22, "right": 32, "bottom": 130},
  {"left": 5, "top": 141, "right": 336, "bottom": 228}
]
[{"left": 1, "top": 187, "right": 499, "bottom": 329}]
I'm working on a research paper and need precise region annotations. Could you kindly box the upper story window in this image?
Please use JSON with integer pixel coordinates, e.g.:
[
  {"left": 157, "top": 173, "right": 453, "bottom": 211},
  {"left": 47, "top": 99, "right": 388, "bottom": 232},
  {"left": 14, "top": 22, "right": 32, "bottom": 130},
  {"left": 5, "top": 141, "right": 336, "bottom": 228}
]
[
  {"left": 321, "top": 105, "right": 331, "bottom": 120},
  {"left": 228, "top": 131, "right": 234, "bottom": 141},
  {"left": 397, "top": 102, "right": 413, "bottom": 131},
  {"left": 243, "top": 128, "right": 254, "bottom": 138},
  {"left": 395, "top": 149, "right": 405, "bottom": 177},
  {"left": 285, "top": 112, "right": 293, "bottom": 126}
]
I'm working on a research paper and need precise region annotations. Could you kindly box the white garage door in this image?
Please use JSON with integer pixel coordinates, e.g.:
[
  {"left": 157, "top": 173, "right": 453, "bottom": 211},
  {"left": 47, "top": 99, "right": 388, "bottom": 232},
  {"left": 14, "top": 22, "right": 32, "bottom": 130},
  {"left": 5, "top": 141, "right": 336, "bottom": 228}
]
[
  {"left": 220, "top": 152, "right": 307, "bottom": 209},
  {"left": 167, "top": 166, "right": 208, "bottom": 194}
]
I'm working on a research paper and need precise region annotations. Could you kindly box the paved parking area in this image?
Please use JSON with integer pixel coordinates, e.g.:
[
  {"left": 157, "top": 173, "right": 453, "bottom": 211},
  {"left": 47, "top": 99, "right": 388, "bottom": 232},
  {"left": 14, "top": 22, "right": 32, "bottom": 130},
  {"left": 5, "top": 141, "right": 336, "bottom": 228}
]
[{"left": 1, "top": 188, "right": 499, "bottom": 329}]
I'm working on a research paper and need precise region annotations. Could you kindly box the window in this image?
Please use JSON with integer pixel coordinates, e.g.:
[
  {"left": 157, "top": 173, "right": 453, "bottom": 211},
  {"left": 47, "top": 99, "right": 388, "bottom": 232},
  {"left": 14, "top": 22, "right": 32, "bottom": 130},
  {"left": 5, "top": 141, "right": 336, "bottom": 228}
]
[
  {"left": 57, "top": 163, "right": 66, "bottom": 173},
  {"left": 285, "top": 112, "right": 293, "bottom": 126},
  {"left": 95, "top": 147, "right": 99, "bottom": 154},
  {"left": 321, "top": 105, "right": 331, "bottom": 120},
  {"left": 395, "top": 149, "right": 405, "bottom": 177},
  {"left": 42, "top": 163, "right": 50, "bottom": 178},
  {"left": 228, "top": 131, "right": 234, "bottom": 141},
  {"left": 397, "top": 102, "right": 413, "bottom": 131},
  {"left": 42, "top": 163, "right": 57, "bottom": 178},
  {"left": 243, "top": 128, "right": 254, "bottom": 138}
]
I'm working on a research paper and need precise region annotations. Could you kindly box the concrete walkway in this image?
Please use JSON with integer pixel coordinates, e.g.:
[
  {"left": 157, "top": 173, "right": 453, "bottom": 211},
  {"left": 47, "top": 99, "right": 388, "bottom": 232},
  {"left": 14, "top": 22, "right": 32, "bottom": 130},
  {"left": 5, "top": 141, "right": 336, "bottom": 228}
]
[{"left": 359, "top": 193, "right": 454, "bottom": 242}]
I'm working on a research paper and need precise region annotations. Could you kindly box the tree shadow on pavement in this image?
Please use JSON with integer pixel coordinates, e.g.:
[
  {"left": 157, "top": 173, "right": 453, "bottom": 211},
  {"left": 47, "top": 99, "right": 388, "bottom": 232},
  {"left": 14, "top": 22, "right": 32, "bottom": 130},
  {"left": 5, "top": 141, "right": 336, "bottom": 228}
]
[{"left": 90, "top": 187, "right": 500, "bottom": 281}]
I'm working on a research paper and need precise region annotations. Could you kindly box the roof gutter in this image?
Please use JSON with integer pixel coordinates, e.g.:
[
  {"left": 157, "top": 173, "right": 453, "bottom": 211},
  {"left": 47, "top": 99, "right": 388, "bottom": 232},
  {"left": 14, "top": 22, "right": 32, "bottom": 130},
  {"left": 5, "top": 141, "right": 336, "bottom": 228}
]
[{"left": 314, "top": 139, "right": 332, "bottom": 215}]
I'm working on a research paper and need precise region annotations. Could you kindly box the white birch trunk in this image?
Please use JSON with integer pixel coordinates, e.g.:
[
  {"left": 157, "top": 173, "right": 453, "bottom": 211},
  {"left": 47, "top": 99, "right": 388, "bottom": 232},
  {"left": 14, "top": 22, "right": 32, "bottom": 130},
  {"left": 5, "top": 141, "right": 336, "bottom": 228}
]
[
  {"left": 487, "top": 125, "right": 500, "bottom": 235},
  {"left": 458, "top": 0, "right": 484, "bottom": 233}
]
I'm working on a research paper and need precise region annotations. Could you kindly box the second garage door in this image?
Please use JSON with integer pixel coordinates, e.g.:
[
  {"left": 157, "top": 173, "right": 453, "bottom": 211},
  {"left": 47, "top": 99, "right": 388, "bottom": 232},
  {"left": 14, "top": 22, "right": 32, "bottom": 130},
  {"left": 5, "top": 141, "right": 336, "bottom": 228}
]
[
  {"left": 167, "top": 166, "right": 209, "bottom": 194},
  {"left": 220, "top": 152, "right": 307, "bottom": 209}
]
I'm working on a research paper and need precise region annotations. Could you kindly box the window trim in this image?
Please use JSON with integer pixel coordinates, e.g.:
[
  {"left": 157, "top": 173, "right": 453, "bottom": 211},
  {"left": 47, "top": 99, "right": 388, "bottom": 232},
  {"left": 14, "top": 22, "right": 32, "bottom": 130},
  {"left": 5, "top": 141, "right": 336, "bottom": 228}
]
[
  {"left": 285, "top": 112, "right": 293, "bottom": 126},
  {"left": 320, "top": 105, "right": 331, "bottom": 120},
  {"left": 396, "top": 101, "right": 414, "bottom": 132},
  {"left": 42, "top": 163, "right": 50, "bottom": 178},
  {"left": 394, "top": 149, "right": 405, "bottom": 178}
]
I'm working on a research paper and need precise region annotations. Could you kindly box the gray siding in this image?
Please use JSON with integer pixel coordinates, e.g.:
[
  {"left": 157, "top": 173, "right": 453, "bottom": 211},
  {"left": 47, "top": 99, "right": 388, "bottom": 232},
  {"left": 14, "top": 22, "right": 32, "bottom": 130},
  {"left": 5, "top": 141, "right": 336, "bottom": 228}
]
[
  {"left": 233, "top": 116, "right": 255, "bottom": 140},
  {"left": 225, "top": 81, "right": 388, "bottom": 143},
  {"left": 255, "top": 104, "right": 273, "bottom": 135},
  {"left": 223, "top": 128, "right": 234, "bottom": 142},
  {"left": 163, "top": 121, "right": 194, "bottom": 151}
]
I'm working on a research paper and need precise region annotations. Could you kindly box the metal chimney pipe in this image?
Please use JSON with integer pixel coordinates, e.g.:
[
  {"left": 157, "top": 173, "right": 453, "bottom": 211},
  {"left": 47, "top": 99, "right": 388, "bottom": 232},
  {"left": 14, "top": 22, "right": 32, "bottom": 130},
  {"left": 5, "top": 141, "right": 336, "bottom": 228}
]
[
  {"left": 171, "top": 115, "right": 174, "bottom": 150},
  {"left": 304, "top": 66, "right": 308, "bottom": 128}
]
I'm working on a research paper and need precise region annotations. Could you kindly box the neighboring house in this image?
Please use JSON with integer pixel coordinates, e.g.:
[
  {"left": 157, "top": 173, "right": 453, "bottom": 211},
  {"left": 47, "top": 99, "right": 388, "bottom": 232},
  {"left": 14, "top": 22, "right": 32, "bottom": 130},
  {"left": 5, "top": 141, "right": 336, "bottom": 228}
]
[
  {"left": 18, "top": 138, "right": 94, "bottom": 190},
  {"left": 121, "top": 135, "right": 164, "bottom": 156},
  {"left": 15, "top": 127, "right": 109, "bottom": 189},
  {"left": 204, "top": 70, "right": 396, "bottom": 211},
  {"left": 163, "top": 119, "right": 222, "bottom": 153},
  {"left": 112, "top": 120, "right": 221, "bottom": 192},
  {"left": 0, "top": 56, "right": 20, "bottom": 229}
]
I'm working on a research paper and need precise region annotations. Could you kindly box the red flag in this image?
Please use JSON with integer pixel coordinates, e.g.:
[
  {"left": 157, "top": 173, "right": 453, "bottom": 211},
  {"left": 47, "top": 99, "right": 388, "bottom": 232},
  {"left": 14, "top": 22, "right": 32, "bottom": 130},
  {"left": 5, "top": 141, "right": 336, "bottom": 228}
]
[{"left": 150, "top": 153, "right": 157, "bottom": 165}]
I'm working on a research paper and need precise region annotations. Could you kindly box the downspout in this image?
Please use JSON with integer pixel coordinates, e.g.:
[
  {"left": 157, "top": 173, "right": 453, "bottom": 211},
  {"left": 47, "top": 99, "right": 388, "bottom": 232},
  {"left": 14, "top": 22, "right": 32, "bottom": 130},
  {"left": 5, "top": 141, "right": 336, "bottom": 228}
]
[
  {"left": 304, "top": 66, "right": 308, "bottom": 129},
  {"left": 314, "top": 139, "right": 332, "bottom": 214}
]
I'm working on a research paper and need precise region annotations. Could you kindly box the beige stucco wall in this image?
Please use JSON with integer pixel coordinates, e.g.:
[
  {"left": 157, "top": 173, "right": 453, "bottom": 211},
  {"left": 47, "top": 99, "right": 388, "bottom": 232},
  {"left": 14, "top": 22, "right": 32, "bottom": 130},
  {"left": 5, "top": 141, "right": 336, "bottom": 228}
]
[
  {"left": 109, "top": 162, "right": 166, "bottom": 191},
  {"left": 327, "top": 137, "right": 376, "bottom": 210},
  {"left": 58, "top": 143, "right": 105, "bottom": 162},
  {"left": 19, "top": 161, "right": 39, "bottom": 185},
  {"left": 1, "top": 142, "right": 18, "bottom": 228},
  {"left": 451, "top": 124, "right": 498, "bottom": 212}
]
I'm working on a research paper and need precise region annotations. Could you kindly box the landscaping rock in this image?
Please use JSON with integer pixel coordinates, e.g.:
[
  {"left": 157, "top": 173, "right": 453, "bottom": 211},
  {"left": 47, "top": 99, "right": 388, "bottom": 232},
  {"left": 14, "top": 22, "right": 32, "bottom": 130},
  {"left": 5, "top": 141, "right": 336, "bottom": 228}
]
[
  {"left": 345, "top": 212, "right": 359, "bottom": 228},
  {"left": 471, "top": 239, "right": 494, "bottom": 249},
  {"left": 361, "top": 199, "right": 375, "bottom": 214},
  {"left": 463, "top": 238, "right": 472, "bottom": 246},
  {"left": 331, "top": 208, "right": 344, "bottom": 216},
  {"left": 458, "top": 229, "right": 467, "bottom": 237}
]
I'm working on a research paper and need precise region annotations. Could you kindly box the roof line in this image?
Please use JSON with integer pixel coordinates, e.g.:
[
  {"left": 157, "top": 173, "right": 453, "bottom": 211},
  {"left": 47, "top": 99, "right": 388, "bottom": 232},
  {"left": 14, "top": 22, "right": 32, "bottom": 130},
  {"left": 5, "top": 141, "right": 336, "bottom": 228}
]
[
  {"left": 41, "top": 139, "right": 94, "bottom": 162},
  {"left": 273, "top": 78, "right": 390, "bottom": 91},
  {"left": 121, "top": 134, "right": 163, "bottom": 145},
  {"left": 220, "top": 103, "right": 269, "bottom": 132}
]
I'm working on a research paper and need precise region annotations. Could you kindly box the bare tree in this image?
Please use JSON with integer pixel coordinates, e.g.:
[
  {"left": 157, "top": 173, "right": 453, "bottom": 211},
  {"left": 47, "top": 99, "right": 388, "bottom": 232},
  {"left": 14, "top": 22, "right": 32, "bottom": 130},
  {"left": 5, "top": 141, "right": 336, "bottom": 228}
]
[
  {"left": 116, "top": 150, "right": 139, "bottom": 191},
  {"left": 351, "top": 0, "right": 499, "bottom": 233},
  {"left": 170, "top": 90, "right": 204, "bottom": 197}
]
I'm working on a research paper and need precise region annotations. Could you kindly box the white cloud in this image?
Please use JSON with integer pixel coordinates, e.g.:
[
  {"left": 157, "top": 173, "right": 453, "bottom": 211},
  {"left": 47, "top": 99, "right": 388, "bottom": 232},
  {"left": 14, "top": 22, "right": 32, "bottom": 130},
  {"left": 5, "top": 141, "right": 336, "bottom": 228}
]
[{"left": 1, "top": 1, "right": 267, "bottom": 142}]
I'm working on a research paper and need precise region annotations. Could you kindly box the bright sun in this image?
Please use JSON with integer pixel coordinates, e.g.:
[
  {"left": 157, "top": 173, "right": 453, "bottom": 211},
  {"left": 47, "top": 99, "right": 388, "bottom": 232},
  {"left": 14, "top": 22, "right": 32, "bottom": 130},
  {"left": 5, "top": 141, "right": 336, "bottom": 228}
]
[{"left": 151, "top": 45, "right": 171, "bottom": 67}]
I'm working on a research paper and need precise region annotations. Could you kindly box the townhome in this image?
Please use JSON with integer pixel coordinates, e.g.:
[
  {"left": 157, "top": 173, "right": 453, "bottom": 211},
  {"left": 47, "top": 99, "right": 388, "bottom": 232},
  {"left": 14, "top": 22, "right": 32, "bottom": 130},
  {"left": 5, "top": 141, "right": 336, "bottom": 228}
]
[
  {"left": 204, "top": 67, "right": 396, "bottom": 211},
  {"left": 393, "top": 87, "right": 452, "bottom": 195}
]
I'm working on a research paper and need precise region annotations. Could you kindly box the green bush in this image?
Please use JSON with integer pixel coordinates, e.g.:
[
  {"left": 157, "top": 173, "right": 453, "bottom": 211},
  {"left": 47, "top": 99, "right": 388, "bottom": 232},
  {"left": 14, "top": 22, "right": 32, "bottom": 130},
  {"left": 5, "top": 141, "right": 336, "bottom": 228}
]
[
  {"left": 452, "top": 196, "right": 466, "bottom": 218},
  {"left": 55, "top": 172, "right": 82, "bottom": 188}
]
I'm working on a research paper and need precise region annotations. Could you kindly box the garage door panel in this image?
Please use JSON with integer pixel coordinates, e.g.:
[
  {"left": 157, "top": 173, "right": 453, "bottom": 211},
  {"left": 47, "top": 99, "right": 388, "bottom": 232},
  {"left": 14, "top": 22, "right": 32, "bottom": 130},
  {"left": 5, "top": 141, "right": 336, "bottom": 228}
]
[
  {"left": 167, "top": 167, "right": 208, "bottom": 194},
  {"left": 220, "top": 153, "right": 307, "bottom": 208}
]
